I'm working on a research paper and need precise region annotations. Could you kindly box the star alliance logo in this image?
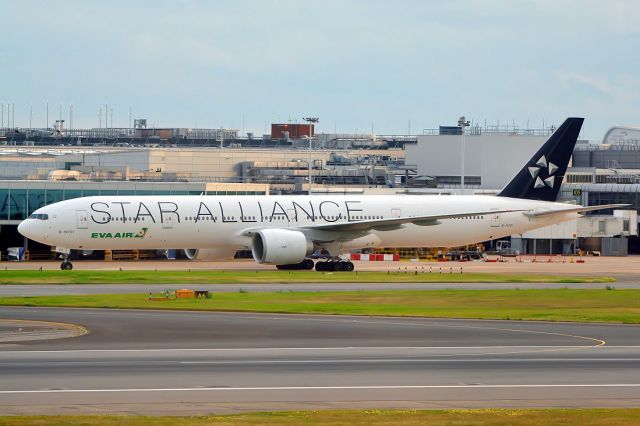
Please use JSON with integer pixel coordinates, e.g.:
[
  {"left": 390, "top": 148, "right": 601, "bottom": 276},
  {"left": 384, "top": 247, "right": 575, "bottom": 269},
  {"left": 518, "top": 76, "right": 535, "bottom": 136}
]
[{"left": 528, "top": 155, "right": 558, "bottom": 189}]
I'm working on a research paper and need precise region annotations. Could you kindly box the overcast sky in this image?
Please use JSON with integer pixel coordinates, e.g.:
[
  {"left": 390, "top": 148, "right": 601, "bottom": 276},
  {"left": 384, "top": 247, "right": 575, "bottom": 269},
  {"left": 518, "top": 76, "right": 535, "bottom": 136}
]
[{"left": 1, "top": 0, "right": 638, "bottom": 140}]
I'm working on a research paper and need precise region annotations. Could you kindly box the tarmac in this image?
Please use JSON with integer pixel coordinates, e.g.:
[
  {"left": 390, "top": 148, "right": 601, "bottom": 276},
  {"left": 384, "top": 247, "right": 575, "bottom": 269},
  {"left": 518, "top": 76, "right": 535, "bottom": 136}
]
[
  {"left": 1, "top": 281, "right": 639, "bottom": 297},
  {"left": 1, "top": 256, "right": 638, "bottom": 415},
  {"left": 0, "top": 307, "right": 639, "bottom": 415},
  {"left": 2, "top": 256, "right": 638, "bottom": 282}
]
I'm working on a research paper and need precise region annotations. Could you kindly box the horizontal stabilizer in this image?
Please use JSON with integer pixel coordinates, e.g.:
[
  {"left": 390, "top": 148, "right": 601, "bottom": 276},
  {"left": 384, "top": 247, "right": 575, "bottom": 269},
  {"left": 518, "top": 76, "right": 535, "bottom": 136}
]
[{"left": 524, "top": 204, "right": 629, "bottom": 218}]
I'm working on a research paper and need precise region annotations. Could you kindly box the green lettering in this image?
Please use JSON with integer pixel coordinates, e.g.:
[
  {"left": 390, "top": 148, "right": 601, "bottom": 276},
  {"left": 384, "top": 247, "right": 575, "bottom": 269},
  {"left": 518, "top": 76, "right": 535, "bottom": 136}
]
[{"left": 135, "top": 228, "right": 148, "bottom": 238}]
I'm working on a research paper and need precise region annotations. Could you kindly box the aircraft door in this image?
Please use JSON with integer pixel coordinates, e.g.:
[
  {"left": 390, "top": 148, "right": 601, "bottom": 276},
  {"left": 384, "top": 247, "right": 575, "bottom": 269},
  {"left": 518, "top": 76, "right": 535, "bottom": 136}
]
[
  {"left": 287, "top": 209, "right": 296, "bottom": 227},
  {"left": 162, "top": 214, "right": 174, "bottom": 229},
  {"left": 490, "top": 209, "right": 501, "bottom": 227},
  {"left": 76, "top": 210, "right": 88, "bottom": 229},
  {"left": 391, "top": 208, "right": 401, "bottom": 218}
]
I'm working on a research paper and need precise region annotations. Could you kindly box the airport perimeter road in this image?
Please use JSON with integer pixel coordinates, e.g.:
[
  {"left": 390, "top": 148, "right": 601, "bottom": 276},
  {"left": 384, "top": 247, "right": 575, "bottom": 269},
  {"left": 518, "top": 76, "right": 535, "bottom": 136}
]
[
  {"left": 1, "top": 307, "right": 640, "bottom": 415},
  {"left": 2, "top": 281, "right": 640, "bottom": 297}
]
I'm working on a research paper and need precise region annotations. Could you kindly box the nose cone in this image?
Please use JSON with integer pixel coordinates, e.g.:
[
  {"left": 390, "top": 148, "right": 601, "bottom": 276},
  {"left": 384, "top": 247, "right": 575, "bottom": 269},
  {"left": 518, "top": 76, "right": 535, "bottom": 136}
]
[{"left": 18, "top": 220, "right": 30, "bottom": 238}]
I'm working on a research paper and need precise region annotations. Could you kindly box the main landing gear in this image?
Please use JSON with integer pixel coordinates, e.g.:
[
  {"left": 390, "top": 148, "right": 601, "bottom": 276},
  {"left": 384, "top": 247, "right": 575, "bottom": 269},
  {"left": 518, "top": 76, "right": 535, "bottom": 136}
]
[
  {"left": 315, "top": 260, "right": 354, "bottom": 272},
  {"left": 276, "top": 258, "right": 315, "bottom": 270},
  {"left": 275, "top": 258, "right": 355, "bottom": 271},
  {"left": 60, "top": 260, "right": 73, "bottom": 270}
]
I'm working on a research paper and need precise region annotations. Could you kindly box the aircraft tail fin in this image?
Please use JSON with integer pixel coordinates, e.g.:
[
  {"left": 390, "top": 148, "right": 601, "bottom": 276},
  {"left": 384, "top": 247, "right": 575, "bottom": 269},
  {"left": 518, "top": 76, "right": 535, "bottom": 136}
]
[{"left": 498, "top": 117, "right": 583, "bottom": 201}]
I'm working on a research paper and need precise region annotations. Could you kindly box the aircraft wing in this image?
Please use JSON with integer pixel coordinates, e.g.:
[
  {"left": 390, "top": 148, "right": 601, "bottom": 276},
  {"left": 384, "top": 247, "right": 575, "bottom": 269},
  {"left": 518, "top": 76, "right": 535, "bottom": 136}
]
[
  {"left": 524, "top": 204, "right": 629, "bottom": 218},
  {"left": 299, "top": 209, "right": 523, "bottom": 233}
]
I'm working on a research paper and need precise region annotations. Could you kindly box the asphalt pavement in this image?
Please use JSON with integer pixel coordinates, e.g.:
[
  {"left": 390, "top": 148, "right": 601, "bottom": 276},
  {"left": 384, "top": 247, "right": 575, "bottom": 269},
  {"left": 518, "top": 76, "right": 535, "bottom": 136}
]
[
  {"left": 1, "top": 281, "right": 638, "bottom": 297},
  {"left": 0, "top": 307, "right": 639, "bottom": 415}
]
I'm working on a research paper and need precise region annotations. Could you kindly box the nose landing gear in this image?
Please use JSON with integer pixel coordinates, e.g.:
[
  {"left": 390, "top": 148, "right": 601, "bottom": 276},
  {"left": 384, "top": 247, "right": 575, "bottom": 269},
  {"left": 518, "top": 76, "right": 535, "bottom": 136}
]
[{"left": 56, "top": 247, "right": 73, "bottom": 270}]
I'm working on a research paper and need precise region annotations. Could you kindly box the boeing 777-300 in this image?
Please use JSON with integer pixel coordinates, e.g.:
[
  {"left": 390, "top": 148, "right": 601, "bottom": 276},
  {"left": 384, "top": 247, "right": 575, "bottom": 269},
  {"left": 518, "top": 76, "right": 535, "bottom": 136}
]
[{"left": 18, "top": 117, "right": 626, "bottom": 271}]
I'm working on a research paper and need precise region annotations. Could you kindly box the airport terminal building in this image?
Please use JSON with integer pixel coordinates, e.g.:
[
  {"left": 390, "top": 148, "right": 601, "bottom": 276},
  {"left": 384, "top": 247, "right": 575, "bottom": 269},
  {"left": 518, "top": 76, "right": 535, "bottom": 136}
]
[{"left": 1, "top": 123, "right": 639, "bottom": 257}]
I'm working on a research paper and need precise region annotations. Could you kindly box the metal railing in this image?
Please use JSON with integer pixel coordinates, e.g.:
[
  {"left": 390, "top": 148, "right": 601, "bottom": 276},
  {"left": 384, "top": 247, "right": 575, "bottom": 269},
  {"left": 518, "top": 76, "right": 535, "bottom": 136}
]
[{"left": 422, "top": 126, "right": 554, "bottom": 137}]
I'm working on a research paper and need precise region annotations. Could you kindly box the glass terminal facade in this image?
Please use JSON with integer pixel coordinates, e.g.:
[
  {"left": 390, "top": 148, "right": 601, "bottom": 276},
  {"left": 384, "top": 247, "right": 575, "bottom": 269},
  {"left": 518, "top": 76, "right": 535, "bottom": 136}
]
[{"left": 0, "top": 181, "right": 269, "bottom": 222}]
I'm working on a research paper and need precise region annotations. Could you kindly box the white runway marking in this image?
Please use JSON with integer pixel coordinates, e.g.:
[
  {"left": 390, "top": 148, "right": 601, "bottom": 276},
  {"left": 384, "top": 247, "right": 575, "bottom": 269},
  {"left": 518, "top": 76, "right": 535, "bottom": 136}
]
[
  {"left": 2, "top": 384, "right": 640, "bottom": 394},
  {"left": 0, "top": 345, "right": 595, "bottom": 354},
  {"left": 177, "top": 357, "right": 640, "bottom": 364}
]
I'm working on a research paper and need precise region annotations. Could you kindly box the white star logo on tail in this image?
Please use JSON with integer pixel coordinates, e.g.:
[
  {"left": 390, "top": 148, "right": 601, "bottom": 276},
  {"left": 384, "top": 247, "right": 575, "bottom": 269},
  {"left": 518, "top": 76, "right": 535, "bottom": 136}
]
[{"left": 529, "top": 156, "right": 558, "bottom": 189}]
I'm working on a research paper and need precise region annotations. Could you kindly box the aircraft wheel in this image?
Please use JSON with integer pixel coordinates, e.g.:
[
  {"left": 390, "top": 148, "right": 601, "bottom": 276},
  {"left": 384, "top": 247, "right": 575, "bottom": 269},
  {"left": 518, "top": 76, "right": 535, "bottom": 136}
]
[
  {"left": 61, "top": 261, "right": 73, "bottom": 271},
  {"left": 315, "top": 261, "right": 326, "bottom": 272},
  {"left": 333, "top": 261, "right": 345, "bottom": 271},
  {"left": 276, "top": 264, "right": 289, "bottom": 270},
  {"left": 302, "top": 259, "right": 315, "bottom": 270},
  {"left": 344, "top": 261, "right": 355, "bottom": 272}
]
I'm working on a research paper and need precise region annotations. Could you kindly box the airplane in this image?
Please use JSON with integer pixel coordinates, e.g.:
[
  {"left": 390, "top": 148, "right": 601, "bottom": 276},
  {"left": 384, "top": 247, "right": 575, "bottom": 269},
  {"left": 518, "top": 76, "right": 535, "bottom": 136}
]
[{"left": 18, "top": 117, "right": 626, "bottom": 271}]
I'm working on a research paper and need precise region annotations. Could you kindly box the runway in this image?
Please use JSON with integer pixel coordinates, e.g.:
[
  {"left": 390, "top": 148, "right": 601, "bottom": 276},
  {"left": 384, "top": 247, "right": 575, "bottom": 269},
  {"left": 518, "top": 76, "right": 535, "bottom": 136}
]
[
  {"left": 1, "top": 281, "right": 639, "bottom": 297},
  {"left": 1, "top": 307, "right": 639, "bottom": 415}
]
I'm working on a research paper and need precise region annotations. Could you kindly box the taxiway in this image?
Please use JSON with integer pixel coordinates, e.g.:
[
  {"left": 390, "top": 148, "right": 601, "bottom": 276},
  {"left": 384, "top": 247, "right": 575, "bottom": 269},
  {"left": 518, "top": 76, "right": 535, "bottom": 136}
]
[
  {"left": 0, "top": 281, "right": 639, "bottom": 297},
  {"left": 0, "top": 307, "right": 639, "bottom": 415}
]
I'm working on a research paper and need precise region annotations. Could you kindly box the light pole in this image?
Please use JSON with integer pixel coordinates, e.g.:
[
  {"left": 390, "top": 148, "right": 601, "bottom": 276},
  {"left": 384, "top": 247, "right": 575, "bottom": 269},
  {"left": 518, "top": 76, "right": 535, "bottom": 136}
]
[
  {"left": 458, "top": 116, "right": 470, "bottom": 195},
  {"left": 303, "top": 117, "right": 319, "bottom": 194}
]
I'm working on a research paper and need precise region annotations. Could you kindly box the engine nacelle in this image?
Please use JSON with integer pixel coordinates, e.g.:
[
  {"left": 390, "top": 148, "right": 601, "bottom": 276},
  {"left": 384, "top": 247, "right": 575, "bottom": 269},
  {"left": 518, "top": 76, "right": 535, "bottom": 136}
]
[
  {"left": 251, "top": 229, "right": 313, "bottom": 265},
  {"left": 184, "top": 248, "right": 237, "bottom": 261}
]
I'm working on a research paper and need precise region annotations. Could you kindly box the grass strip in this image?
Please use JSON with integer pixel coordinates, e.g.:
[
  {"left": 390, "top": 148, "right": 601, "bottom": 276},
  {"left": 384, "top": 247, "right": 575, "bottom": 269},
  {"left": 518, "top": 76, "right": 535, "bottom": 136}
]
[
  {"left": 0, "top": 270, "right": 614, "bottom": 284},
  {"left": 2, "top": 288, "right": 639, "bottom": 323},
  {"left": 1, "top": 409, "right": 640, "bottom": 426}
]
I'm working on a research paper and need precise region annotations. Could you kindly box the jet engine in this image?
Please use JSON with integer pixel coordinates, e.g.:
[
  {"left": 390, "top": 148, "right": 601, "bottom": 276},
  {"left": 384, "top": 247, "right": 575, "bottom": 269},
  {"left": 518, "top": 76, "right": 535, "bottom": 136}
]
[
  {"left": 183, "top": 248, "right": 237, "bottom": 261},
  {"left": 251, "top": 229, "right": 313, "bottom": 265}
]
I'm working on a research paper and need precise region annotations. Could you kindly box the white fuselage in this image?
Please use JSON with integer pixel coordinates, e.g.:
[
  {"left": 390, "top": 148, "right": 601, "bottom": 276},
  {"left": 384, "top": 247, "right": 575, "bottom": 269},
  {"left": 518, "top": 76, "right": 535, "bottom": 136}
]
[{"left": 19, "top": 194, "right": 579, "bottom": 256}]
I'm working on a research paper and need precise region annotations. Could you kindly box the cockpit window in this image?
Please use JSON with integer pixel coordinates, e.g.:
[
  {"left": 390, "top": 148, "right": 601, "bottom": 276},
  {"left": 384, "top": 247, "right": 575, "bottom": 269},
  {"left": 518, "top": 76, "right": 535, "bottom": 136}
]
[{"left": 28, "top": 213, "right": 49, "bottom": 220}]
